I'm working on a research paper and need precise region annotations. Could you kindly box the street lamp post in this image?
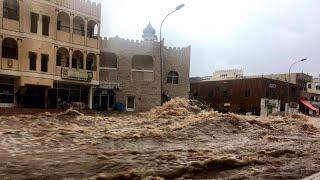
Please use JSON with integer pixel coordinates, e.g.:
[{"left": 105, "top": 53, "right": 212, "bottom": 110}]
[
  {"left": 287, "top": 58, "right": 307, "bottom": 112},
  {"left": 160, "top": 4, "right": 185, "bottom": 104}
]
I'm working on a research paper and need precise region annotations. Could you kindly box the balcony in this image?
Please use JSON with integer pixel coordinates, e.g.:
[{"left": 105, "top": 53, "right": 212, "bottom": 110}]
[
  {"left": 57, "top": 29, "right": 70, "bottom": 43},
  {"left": 87, "top": 37, "right": 98, "bottom": 48}
]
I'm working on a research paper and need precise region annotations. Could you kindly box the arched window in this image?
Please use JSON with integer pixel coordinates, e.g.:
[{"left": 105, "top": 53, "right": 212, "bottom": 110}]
[
  {"left": 73, "top": 16, "right": 85, "bottom": 36},
  {"left": 167, "top": 71, "right": 179, "bottom": 84},
  {"left": 56, "top": 47, "right": 69, "bottom": 67},
  {"left": 57, "top": 12, "right": 70, "bottom": 32},
  {"left": 2, "top": 38, "right": 18, "bottom": 59},
  {"left": 132, "top": 55, "right": 153, "bottom": 70},
  {"left": 100, "top": 52, "right": 117, "bottom": 68},
  {"left": 87, "top": 20, "right": 98, "bottom": 39},
  {"left": 86, "top": 53, "right": 96, "bottom": 71},
  {"left": 72, "top": 50, "right": 83, "bottom": 69},
  {"left": 3, "top": 0, "right": 19, "bottom": 21}
]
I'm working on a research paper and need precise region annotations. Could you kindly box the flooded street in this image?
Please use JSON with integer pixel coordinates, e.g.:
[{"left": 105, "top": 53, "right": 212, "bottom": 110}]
[{"left": 1, "top": 99, "right": 320, "bottom": 180}]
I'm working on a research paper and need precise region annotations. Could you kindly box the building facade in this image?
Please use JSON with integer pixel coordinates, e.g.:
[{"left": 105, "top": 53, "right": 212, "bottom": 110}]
[
  {"left": 190, "top": 78, "right": 301, "bottom": 116},
  {"left": 96, "top": 24, "right": 191, "bottom": 112},
  {"left": 0, "top": 0, "right": 101, "bottom": 109},
  {"left": 212, "top": 69, "right": 244, "bottom": 81}
]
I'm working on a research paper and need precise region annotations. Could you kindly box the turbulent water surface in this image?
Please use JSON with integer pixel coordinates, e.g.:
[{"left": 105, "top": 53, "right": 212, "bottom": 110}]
[{"left": 0, "top": 98, "right": 320, "bottom": 180}]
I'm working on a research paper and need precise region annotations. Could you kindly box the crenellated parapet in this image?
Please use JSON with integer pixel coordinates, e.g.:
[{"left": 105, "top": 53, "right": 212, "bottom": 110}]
[
  {"left": 47, "top": 0, "right": 101, "bottom": 18},
  {"left": 101, "top": 36, "right": 190, "bottom": 59},
  {"left": 163, "top": 45, "right": 191, "bottom": 58}
]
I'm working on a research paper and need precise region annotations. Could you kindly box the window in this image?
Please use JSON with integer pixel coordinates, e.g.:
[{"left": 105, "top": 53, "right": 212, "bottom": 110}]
[
  {"left": 57, "top": 12, "right": 70, "bottom": 32},
  {"left": 56, "top": 47, "right": 69, "bottom": 67},
  {"left": 30, "top": 13, "right": 38, "bottom": 33},
  {"left": 42, "top": 15, "right": 50, "bottom": 36},
  {"left": 3, "top": 0, "right": 19, "bottom": 21},
  {"left": 73, "top": 16, "right": 85, "bottom": 36},
  {"left": 132, "top": 55, "right": 154, "bottom": 81},
  {"left": 308, "top": 84, "right": 312, "bottom": 89},
  {"left": 72, "top": 50, "right": 83, "bottom": 69},
  {"left": 0, "top": 83, "right": 14, "bottom": 104},
  {"left": 222, "top": 90, "right": 229, "bottom": 98},
  {"left": 167, "top": 71, "right": 179, "bottom": 84},
  {"left": 86, "top": 53, "right": 96, "bottom": 71},
  {"left": 100, "top": 52, "right": 117, "bottom": 68},
  {"left": 2, "top": 38, "right": 18, "bottom": 59},
  {"left": 126, "top": 96, "right": 135, "bottom": 111},
  {"left": 245, "top": 89, "right": 251, "bottom": 97},
  {"left": 29, "top": 52, "right": 37, "bottom": 71},
  {"left": 316, "top": 86, "right": 320, "bottom": 90},
  {"left": 87, "top": 20, "right": 98, "bottom": 39},
  {"left": 208, "top": 90, "right": 214, "bottom": 98},
  {"left": 41, "top": 54, "right": 48, "bottom": 72}
]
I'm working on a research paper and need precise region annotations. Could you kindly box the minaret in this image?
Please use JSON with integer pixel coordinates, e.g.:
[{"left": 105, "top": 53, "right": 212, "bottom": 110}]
[{"left": 142, "top": 23, "right": 158, "bottom": 41}]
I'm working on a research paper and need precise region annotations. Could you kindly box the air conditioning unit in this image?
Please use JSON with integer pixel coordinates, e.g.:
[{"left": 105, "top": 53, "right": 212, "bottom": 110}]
[{"left": 269, "top": 84, "right": 277, "bottom": 89}]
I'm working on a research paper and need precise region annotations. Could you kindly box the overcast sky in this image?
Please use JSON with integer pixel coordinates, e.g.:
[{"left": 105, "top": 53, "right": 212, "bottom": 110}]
[{"left": 93, "top": 0, "right": 320, "bottom": 78}]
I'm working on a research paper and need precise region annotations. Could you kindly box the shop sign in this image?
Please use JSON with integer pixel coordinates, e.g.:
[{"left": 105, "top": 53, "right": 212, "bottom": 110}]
[{"left": 61, "top": 68, "right": 93, "bottom": 82}]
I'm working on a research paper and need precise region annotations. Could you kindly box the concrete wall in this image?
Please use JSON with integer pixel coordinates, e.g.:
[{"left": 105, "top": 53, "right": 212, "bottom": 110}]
[{"left": 0, "top": 0, "right": 101, "bottom": 108}]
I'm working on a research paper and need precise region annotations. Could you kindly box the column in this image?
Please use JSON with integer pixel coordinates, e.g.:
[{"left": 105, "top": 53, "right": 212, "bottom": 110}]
[
  {"left": 0, "top": 35, "right": 2, "bottom": 69},
  {"left": 84, "top": 19, "right": 88, "bottom": 46},
  {"left": 89, "top": 86, "right": 93, "bottom": 109},
  {"left": 97, "top": 23, "right": 101, "bottom": 48},
  {"left": 19, "top": 0, "right": 23, "bottom": 32},
  {"left": 54, "top": 46, "right": 58, "bottom": 75},
  {"left": 69, "top": 49, "right": 73, "bottom": 68},
  {"left": 54, "top": 9, "right": 59, "bottom": 40},
  {"left": 70, "top": 14, "right": 74, "bottom": 43},
  {"left": 38, "top": 14, "right": 43, "bottom": 36},
  {"left": 17, "top": 39, "right": 22, "bottom": 70},
  {"left": 83, "top": 51, "right": 87, "bottom": 70},
  {"left": 96, "top": 53, "right": 100, "bottom": 80}
]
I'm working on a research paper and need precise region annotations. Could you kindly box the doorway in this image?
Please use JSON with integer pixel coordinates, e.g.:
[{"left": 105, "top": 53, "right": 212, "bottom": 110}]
[
  {"left": 126, "top": 96, "right": 135, "bottom": 111},
  {"left": 93, "top": 89, "right": 116, "bottom": 111},
  {"left": 23, "top": 86, "right": 45, "bottom": 108}
]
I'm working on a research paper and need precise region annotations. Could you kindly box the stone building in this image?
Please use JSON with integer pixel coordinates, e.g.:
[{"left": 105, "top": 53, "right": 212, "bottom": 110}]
[
  {"left": 97, "top": 23, "right": 190, "bottom": 112},
  {"left": 0, "top": 0, "right": 101, "bottom": 108}
]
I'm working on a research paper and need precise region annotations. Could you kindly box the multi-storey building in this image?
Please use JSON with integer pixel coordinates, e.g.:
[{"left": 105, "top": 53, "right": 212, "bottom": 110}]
[
  {"left": 0, "top": 0, "right": 101, "bottom": 109},
  {"left": 190, "top": 78, "right": 302, "bottom": 116},
  {"left": 96, "top": 23, "right": 191, "bottom": 112}
]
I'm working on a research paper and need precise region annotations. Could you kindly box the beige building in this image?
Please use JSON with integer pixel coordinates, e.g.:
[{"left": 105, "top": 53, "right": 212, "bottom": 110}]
[
  {"left": 0, "top": 0, "right": 101, "bottom": 108},
  {"left": 96, "top": 23, "right": 191, "bottom": 112},
  {"left": 212, "top": 69, "right": 244, "bottom": 81}
]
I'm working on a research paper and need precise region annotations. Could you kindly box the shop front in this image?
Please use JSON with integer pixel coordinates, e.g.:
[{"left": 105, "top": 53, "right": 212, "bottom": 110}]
[
  {"left": 94, "top": 82, "right": 120, "bottom": 111},
  {"left": 49, "top": 68, "right": 97, "bottom": 109},
  {"left": 48, "top": 82, "right": 90, "bottom": 109}
]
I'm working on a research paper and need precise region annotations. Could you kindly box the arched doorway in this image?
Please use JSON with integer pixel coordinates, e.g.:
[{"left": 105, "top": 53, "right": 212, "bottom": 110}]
[{"left": 93, "top": 89, "right": 116, "bottom": 111}]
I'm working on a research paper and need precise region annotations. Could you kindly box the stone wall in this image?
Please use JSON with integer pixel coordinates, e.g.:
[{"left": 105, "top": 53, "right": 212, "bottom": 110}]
[{"left": 100, "top": 37, "right": 190, "bottom": 111}]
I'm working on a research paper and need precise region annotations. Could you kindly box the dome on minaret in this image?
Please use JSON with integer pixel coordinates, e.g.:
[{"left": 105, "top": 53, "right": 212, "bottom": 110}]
[{"left": 142, "top": 23, "right": 157, "bottom": 41}]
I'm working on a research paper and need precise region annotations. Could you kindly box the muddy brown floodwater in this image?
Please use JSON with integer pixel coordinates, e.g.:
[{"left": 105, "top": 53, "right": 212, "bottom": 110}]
[{"left": 1, "top": 98, "right": 320, "bottom": 180}]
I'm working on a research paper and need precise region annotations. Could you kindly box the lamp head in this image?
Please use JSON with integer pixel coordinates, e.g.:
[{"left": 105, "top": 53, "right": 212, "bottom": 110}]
[
  {"left": 176, "top": 4, "right": 185, "bottom": 10},
  {"left": 301, "top": 58, "right": 307, "bottom": 62}
]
